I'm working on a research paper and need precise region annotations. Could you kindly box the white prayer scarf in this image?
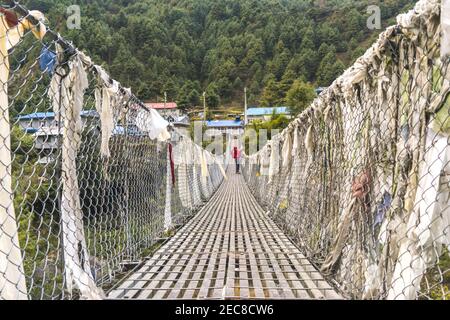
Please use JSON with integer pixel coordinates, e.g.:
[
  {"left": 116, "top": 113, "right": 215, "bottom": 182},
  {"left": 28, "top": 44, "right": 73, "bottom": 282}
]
[
  {"left": 215, "top": 156, "right": 228, "bottom": 180},
  {"left": 49, "top": 50, "right": 104, "bottom": 300},
  {"left": 268, "top": 136, "right": 281, "bottom": 184},
  {"left": 135, "top": 108, "right": 170, "bottom": 142},
  {"left": 177, "top": 139, "right": 193, "bottom": 209},
  {"left": 198, "top": 146, "right": 210, "bottom": 199},
  {"left": 0, "top": 11, "right": 46, "bottom": 300},
  {"left": 281, "top": 132, "right": 293, "bottom": 168},
  {"left": 190, "top": 143, "right": 202, "bottom": 206},
  {"left": 442, "top": 0, "right": 450, "bottom": 58},
  {"left": 94, "top": 66, "right": 120, "bottom": 158},
  {"left": 388, "top": 128, "right": 450, "bottom": 300}
]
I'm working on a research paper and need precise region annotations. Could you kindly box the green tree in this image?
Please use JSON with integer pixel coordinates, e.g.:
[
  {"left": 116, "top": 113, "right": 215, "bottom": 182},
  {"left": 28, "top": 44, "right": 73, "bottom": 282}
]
[
  {"left": 206, "top": 84, "right": 220, "bottom": 109},
  {"left": 21, "top": 0, "right": 416, "bottom": 104},
  {"left": 316, "top": 51, "right": 345, "bottom": 87},
  {"left": 260, "top": 77, "right": 284, "bottom": 107},
  {"left": 177, "top": 81, "right": 201, "bottom": 111},
  {"left": 286, "top": 80, "right": 317, "bottom": 116}
]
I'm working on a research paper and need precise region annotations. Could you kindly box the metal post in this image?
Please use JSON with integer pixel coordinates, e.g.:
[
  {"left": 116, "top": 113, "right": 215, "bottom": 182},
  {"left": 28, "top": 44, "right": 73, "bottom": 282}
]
[
  {"left": 164, "top": 91, "right": 167, "bottom": 109},
  {"left": 244, "top": 87, "right": 248, "bottom": 126},
  {"left": 164, "top": 144, "right": 172, "bottom": 232},
  {"left": 203, "top": 92, "right": 206, "bottom": 123}
]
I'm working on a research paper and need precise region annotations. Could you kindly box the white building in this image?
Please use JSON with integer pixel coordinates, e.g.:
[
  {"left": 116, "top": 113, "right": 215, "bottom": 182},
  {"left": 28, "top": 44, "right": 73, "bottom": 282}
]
[
  {"left": 205, "top": 119, "right": 245, "bottom": 137},
  {"left": 18, "top": 111, "right": 99, "bottom": 163}
]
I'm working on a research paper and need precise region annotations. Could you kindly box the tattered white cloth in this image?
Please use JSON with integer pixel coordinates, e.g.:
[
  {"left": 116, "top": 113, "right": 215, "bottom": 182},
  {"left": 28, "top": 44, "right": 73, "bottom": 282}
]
[
  {"left": 388, "top": 128, "right": 450, "bottom": 300},
  {"left": 198, "top": 146, "right": 211, "bottom": 199},
  {"left": 93, "top": 65, "right": 123, "bottom": 158},
  {"left": 0, "top": 10, "right": 46, "bottom": 300},
  {"left": 176, "top": 139, "right": 193, "bottom": 209},
  {"left": 281, "top": 131, "right": 293, "bottom": 168},
  {"left": 191, "top": 143, "right": 203, "bottom": 206},
  {"left": 442, "top": 0, "right": 450, "bottom": 58},
  {"left": 260, "top": 146, "right": 271, "bottom": 177},
  {"left": 49, "top": 50, "right": 104, "bottom": 300},
  {"left": 268, "top": 136, "right": 281, "bottom": 184},
  {"left": 215, "top": 155, "right": 228, "bottom": 181},
  {"left": 135, "top": 108, "right": 170, "bottom": 142}
]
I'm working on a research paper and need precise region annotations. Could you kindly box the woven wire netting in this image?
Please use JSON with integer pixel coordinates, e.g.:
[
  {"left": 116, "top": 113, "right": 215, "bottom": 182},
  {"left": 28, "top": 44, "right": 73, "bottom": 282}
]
[
  {"left": 0, "top": 2, "right": 223, "bottom": 300},
  {"left": 243, "top": 0, "right": 450, "bottom": 300}
]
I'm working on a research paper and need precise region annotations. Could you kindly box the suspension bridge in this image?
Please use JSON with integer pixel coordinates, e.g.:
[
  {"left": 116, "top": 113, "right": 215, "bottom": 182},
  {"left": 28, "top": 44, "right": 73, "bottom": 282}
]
[
  {"left": 1, "top": 0, "right": 450, "bottom": 300},
  {"left": 109, "top": 170, "right": 341, "bottom": 300}
]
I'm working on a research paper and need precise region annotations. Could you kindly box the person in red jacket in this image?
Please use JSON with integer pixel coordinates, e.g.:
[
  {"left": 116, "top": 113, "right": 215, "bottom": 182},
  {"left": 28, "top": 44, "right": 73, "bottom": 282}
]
[{"left": 232, "top": 146, "right": 241, "bottom": 174}]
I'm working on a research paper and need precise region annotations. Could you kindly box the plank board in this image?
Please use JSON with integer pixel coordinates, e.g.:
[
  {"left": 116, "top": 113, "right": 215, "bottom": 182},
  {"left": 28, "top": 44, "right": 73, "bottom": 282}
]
[{"left": 108, "top": 171, "right": 343, "bottom": 300}]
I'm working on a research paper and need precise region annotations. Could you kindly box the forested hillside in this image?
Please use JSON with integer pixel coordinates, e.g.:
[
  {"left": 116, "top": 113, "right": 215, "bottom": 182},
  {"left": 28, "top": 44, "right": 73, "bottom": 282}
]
[{"left": 22, "top": 0, "right": 415, "bottom": 109}]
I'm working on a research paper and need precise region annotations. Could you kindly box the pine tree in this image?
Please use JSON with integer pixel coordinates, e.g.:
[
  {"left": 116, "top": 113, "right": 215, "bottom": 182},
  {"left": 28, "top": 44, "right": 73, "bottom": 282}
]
[{"left": 286, "top": 80, "right": 316, "bottom": 116}]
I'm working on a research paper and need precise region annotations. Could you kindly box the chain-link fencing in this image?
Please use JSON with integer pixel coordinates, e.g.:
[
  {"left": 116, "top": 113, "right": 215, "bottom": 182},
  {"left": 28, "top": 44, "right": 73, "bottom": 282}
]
[
  {"left": 243, "top": 0, "right": 450, "bottom": 300},
  {"left": 0, "top": 1, "right": 224, "bottom": 300}
]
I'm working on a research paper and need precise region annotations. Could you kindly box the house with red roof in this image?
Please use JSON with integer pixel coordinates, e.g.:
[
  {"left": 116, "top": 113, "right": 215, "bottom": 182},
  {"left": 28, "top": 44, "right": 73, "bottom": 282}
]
[{"left": 144, "top": 102, "right": 180, "bottom": 118}]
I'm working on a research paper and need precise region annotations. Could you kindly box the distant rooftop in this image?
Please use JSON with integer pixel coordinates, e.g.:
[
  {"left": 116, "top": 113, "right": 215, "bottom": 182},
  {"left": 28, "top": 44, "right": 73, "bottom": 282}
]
[
  {"left": 18, "top": 110, "right": 99, "bottom": 121},
  {"left": 112, "top": 125, "right": 145, "bottom": 136},
  {"left": 206, "top": 120, "right": 244, "bottom": 128},
  {"left": 145, "top": 102, "right": 177, "bottom": 110},
  {"left": 315, "top": 87, "right": 327, "bottom": 94},
  {"left": 170, "top": 115, "right": 190, "bottom": 126},
  {"left": 246, "top": 107, "right": 290, "bottom": 117},
  {"left": 33, "top": 127, "right": 63, "bottom": 136}
]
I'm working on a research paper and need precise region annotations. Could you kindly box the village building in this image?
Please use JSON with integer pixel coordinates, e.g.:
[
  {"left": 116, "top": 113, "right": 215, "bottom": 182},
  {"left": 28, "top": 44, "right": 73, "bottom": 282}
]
[
  {"left": 17, "top": 111, "right": 99, "bottom": 163},
  {"left": 144, "top": 102, "right": 180, "bottom": 118},
  {"left": 204, "top": 118, "right": 245, "bottom": 137},
  {"left": 245, "top": 107, "right": 291, "bottom": 123}
]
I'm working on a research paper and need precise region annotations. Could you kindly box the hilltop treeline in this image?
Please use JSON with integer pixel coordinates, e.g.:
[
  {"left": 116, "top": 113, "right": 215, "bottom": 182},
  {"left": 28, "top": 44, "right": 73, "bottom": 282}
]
[{"left": 22, "top": 0, "right": 415, "bottom": 109}]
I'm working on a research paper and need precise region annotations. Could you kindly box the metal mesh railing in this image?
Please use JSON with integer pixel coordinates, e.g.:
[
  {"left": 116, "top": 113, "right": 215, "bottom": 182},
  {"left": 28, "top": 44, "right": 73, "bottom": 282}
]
[
  {"left": 0, "top": 2, "right": 224, "bottom": 300},
  {"left": 243, "top": 0, "right": 450, "bottom": 300}
]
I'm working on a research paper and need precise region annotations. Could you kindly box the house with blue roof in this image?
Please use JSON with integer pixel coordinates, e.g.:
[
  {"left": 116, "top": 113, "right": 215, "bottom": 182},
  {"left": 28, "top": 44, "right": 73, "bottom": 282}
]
[
  {"left": 245, "top": 107, "right": 291, "bottom": 123},
  {"left": 17, "top": 111, "right": 100, "bottom": 162},
  {"left": 18, "top": 110, "right": 99, "bottom": 134},
  {"left": 201, "top": 118, "right": 245, "bottom": 136}
]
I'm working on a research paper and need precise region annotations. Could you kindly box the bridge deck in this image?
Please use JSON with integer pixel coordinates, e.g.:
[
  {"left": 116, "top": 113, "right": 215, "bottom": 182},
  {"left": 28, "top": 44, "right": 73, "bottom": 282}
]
[{"left": 108, "top": 172, "right": 342, "bottom": 300}]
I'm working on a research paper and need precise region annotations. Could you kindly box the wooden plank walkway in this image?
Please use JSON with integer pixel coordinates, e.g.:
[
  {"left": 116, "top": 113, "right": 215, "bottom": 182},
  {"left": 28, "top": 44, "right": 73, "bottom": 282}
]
[{"left": 108, "top": 171, "right": 342, "bottom": 300}]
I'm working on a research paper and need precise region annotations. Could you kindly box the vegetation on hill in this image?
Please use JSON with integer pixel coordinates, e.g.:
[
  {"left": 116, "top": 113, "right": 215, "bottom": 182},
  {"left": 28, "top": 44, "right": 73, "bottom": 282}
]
[{"left": 21, "top": 0, "right": 415, "bottom": 110}]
